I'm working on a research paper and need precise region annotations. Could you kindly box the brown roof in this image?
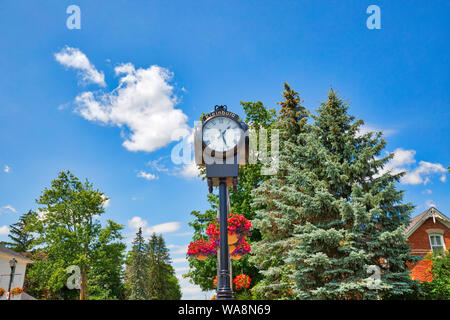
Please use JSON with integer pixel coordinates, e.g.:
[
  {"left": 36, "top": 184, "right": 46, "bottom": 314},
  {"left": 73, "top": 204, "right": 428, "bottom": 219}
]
[
  {"left": 405, "top": 207, "right": 449, "bottom": 237},
  {"left": 405, "top": 210, "right": 428, "bottom": 235}
]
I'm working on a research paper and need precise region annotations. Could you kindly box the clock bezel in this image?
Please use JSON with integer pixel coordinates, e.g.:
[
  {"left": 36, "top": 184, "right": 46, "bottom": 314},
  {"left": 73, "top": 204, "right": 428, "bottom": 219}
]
[{"left": 202, "top": 113, "right": 245, "bottom": 159}]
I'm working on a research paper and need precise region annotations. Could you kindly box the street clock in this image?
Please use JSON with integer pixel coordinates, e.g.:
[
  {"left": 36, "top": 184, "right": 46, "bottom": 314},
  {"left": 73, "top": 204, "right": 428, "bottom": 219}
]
[
  {"left": 194, "top": 105, "right": 248, "bottom": 192},
  {"left": 193, "top": 104, "right": 249, "bottom": 300}
]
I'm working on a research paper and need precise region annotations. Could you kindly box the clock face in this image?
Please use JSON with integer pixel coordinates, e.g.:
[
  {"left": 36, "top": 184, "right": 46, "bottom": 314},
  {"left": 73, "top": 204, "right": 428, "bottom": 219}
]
[{"left": 202, "top": 116, "right": 242, "bottom": 152}]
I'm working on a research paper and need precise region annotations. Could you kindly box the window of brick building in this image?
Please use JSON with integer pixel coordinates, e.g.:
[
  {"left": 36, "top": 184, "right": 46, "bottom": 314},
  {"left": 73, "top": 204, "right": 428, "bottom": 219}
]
[{"left": 429, "top": 234, "right": 445, "bottom": 253}]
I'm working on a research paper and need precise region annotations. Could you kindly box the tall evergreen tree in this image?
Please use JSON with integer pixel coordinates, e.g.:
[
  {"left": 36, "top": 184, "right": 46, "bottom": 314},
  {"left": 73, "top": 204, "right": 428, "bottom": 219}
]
[
  {"left": 6, "top": 210, "right": 35, "bottom": 252},
  {"left": 126, "top": 227, "right": 150, "bottom": 300},
  {"left": 148, "top": 233, "right": 181, "bottom": 300},
  {"left": 253, "top": 87, "right": 416, "bottom": 299},
  {"left": 251, "top": 83, "right": 309, "bottom": 299}
]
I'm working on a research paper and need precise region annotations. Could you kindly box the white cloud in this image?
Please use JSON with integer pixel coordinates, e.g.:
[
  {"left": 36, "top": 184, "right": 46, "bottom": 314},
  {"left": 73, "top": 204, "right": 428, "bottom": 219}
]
[
  {"left": 137, "top": 170, "right": 158, "bottom": 181},
  {"left": 101, "top": 195, "right": 110, "bottom": 208},
  {"left": 57, "top": 102, "right": 72, "bottom": 110},
  {"left": 148, "top": 157, "right": 169, "bottom": 172},
  {"left": 1, "top": 205, "right": 17, "bottom": 214},
  {"left": 172, "top": 257, "right": 188, "bottom": 264},
  {"left": 128, "top": 217, "right": 181, "bottom": 235},
  {"left": 173, "top": 231, "right": 194, "bottom": 237},
  {"left": 357, "top": 124, "right": 395, "bottom": 137},
  {"left": 4, "top": 165, "right": 10, "bottom": 173},
  {"left": 178, "top": 160, "right": 200, "bottom": 178},
  {"left": 0, "top": 225, "right": 9, "bottom": 235},
  {"left": 422, "top": 189, "right": 432, "bottom": 195},
  {"left": 74, "top": 62, "right": 189, "bottom": 152},
  {"left": 168, "top": 244, "right": 188, "bottom": 255},
  {"left": 145, "top": 222, "right": 181, "bottom": 235},
  {"left": 378, "top": 148, "right": 447, "bottom": 185},
  {"left": 128, "top": 216, "right": 147, "bottom": 230},
  {"left": 389, "top": 148, "right": 416, "bottom": 169},
  {"left": 55, "top": 46, "right": 106, "bottom": 87},
  {"left": 401, "top": 161, "right": 447, "bottom": 185},
  {"left": 425, "top": 200, "right": 436, "bottom": 208}
]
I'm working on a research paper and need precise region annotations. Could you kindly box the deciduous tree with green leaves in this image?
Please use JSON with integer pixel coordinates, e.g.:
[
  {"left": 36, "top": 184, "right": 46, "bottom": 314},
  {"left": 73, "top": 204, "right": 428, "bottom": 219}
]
[
  {"left": 26, "top": 170, "right": 125, "bottom": 300},
  {"left": 421, "top": 250, "right": 450, "bottom": 299}
]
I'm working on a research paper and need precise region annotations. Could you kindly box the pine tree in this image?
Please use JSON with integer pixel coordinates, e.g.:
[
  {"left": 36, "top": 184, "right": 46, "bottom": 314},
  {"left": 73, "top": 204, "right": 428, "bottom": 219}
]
[
  {"left": 6, "top": 210, "right": 35, "bottom": 252},
  {"left": 126, "top": 227, "right": 150, "bottom": 300},
  {"left": 148, "top": 233, "right": 181, "bottom": 300},
  {"left": 251, "top": 83, "right": 309, "bottom": 299},
  {"left": 253, "top": 87, "right": 416, "bottom": 299}
]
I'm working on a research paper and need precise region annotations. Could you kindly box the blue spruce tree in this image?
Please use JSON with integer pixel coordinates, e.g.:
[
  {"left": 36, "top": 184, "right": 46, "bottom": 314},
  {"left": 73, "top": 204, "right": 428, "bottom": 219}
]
[{"left": 253, "top": 87, "right": 416, "bottom": 299}]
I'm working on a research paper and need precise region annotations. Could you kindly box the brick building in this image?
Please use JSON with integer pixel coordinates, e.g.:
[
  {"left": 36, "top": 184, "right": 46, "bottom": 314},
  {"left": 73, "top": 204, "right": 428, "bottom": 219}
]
[{"left": 405, "top": 207, "right": 450, "bottom": 282}]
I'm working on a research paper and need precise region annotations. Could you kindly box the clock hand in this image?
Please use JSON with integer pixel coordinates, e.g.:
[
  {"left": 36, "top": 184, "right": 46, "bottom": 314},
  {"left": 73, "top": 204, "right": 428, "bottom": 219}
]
[{"left": 221, "top": 131, "right": 227, "bottom": 147}]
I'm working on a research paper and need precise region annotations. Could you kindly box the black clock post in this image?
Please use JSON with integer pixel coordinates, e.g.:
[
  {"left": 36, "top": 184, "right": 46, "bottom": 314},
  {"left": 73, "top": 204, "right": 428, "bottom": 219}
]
[
  {"left": 194, "top": 105, "right": 248, "bottom": 300},
  {"left": 217, "top": 179, "right": 233, "bottom": 299}
]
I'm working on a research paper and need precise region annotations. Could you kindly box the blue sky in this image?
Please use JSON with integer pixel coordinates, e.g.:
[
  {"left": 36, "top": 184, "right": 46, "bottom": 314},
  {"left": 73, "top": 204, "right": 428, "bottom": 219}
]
[{"left": 0, "top": 1, "right": 449, "bottom": 299}]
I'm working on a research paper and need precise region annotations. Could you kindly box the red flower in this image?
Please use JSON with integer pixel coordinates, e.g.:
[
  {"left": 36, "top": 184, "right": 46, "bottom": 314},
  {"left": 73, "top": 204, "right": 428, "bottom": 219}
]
[
  {"left": 233, "top": 274, "right": 252, "bottom": 291},
  {"left": 9, "top": 287, "right": 23, "bottom": 297},
  {"left": 231, "top": 238, "right": 251, "bottom": 256},
  {"left": 227, "top": 213, "right": 252, "bottom": 237},
  {"left": 207, "top": 214, "right": 251, "bottom": 239},
  {"left": 206, "top": 223, "right": 220, "bottom": 241},
  {"left": 187, "top": 239, "right": 217, "bottom": 257}
]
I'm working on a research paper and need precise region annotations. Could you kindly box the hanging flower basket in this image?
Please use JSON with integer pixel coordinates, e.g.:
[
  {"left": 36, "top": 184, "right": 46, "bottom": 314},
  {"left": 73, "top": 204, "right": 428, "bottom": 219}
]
[
  {"left": 206, "top": 214, "right": 251, "bottom": 247},
  {"left": 227, "top": 213, "right": 251, "bottom": 242},
  {"left": 233, "top": 274, "right": 252, "bottom": 291},
  {"left": 187, "top": 239, "right": 217, "bottom": 260},
  {"left": 0, "top": 288, "right": 5, "bottom": 297},
  {"left": 206, "top": 222, "right": 219, "bottom": 239},
  {"left": 206, "top": 223, "right": 220, "bottom": 248},
  {"left": 231, "top": 239, "right": 251, "bottom": 260},
  {"left": 10, "top": 287, "right": 23, "bottom": 297}
]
